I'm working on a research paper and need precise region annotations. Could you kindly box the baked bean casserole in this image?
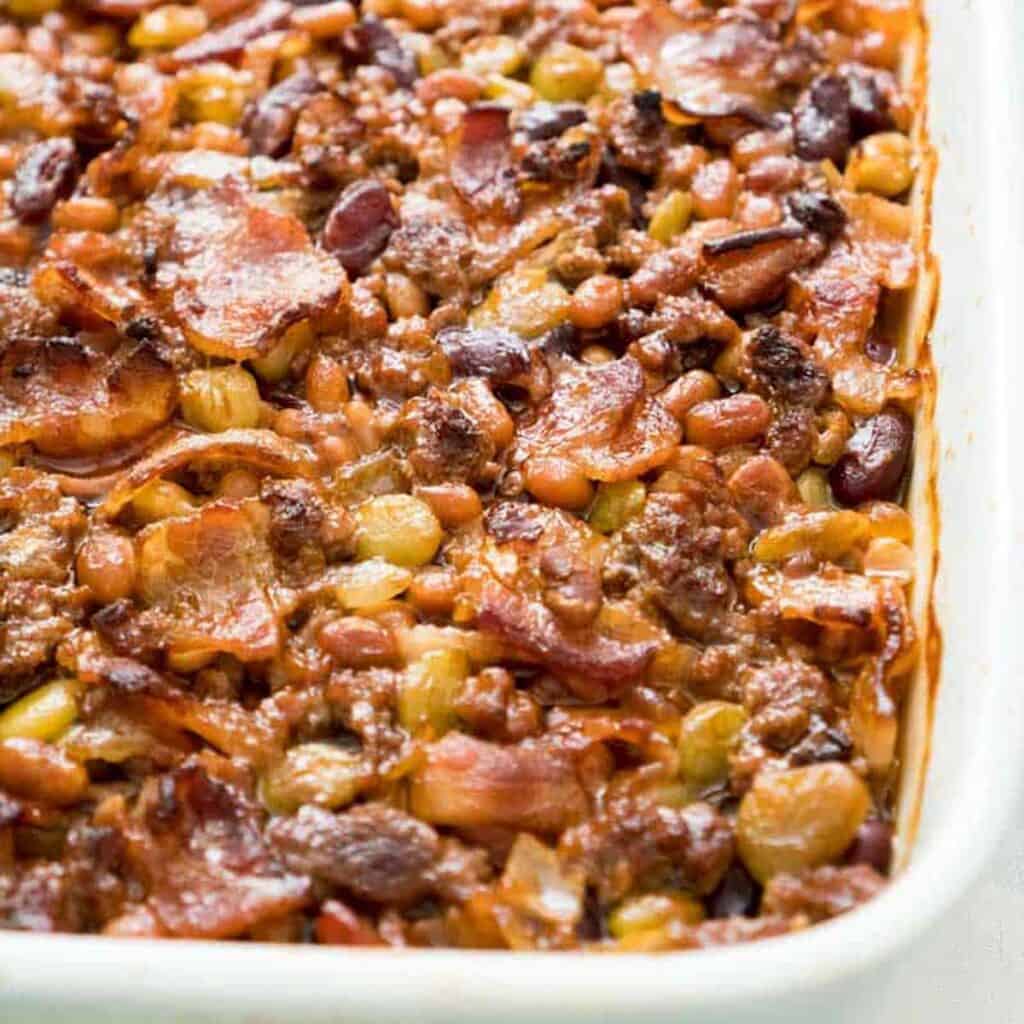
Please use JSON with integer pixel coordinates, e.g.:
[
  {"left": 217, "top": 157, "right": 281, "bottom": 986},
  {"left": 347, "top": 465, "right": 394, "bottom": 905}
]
[{"left": 0, "top": 0, "right": 933, "bottom": 949}]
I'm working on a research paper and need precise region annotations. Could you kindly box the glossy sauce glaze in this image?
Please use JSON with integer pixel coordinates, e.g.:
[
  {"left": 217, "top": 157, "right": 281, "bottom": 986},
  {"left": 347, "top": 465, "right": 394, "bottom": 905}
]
[{"left": 0, "top": 0, "right": 934, "bottom": 949}]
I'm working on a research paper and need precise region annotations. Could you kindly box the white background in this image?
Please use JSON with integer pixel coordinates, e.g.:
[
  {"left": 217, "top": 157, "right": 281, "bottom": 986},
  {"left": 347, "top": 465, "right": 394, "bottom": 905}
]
[
  {"left": 890, "top": 6, "right": 1024, "bottom": 1021},
  {"left": 872, "top": 791, "right": 1024, "bottom": 1022}
]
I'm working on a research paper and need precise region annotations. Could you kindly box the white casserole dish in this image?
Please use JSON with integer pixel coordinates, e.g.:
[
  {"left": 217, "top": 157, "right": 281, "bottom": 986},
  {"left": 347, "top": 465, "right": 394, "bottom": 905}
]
[{"left": 2, "top": 1, "right": 1022, "bottom": 1019}]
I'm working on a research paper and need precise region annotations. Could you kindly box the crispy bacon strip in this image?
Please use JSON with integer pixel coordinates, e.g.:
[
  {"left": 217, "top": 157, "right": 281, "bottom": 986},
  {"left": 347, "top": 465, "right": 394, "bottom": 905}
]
[
  {"left": 0, "top": 338, "right": 176, "bottom": 457},
  {"left": 156, "top": 182, "right": 345, "bottom": 360},
  {"left": 476, "top": 579, "right": 656, "bottom": 700},
  {"left": 133, "top": 500, "right": 282, "bottom": 662},
  {"left": 410, "top": 732, "right": 588, "bottom": 833},
  {"left": 99, "top": 429, "right": 315, "bottom": 519},
  {"left": 514, "top": 357, "right": 681, "bottom": 483},
  {"left": 622, "top": 7, "right": 808, "bottom": 124},
  {"left": 116, "top": 763, "right": 310, "bottom": 939}
]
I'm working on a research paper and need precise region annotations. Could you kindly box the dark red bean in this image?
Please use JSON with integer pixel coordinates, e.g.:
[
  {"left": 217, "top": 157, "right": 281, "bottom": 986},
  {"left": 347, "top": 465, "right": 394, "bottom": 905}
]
[
  {"left": 829, "top": 407, "right": 913, "bottom": 506},
  {"left": 793, "top": 74, "right": 851, "bottom": 165},
  {"left": 243, "top": 72, "right": 323, "bottom": 157},
  {"left": 707, "top": 863, "right": 760, "bottom": 919},
  {"left": 341, "top": 16, "right": 417, "bottom": 88},
  {"left": 785, "top": 190, "right": 847, "bottom": 241},
  {"left": 168, "top": 0, "right": 292, "bottom": 66},
  {"left": 517, "top": 102, "right": 586, "bottom": 141},
  {"left": 845, "top": 819, "right": 893, "bottom": 875},
  {"left": 437, "top": 326, "right": 529, "bottom": 383},
  {"left": 841, "top": 64, "right": 895, "bottom": 139},
  {"left": 322, "top": 179, "right": 398, "bottom": 275},
  {"left": 9, "top": 138, "right": 79, "bottom": 224}
]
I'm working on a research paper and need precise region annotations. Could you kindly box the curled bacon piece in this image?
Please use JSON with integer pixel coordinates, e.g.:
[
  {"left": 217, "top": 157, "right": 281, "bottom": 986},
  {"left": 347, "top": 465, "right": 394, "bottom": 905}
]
[
  {"left": 514, "top": 356, "right": 681, "bottom": 483},
  {"left": 622, "top": 7, "right": 811, "bottom": 124},
  {"left": 157, "top": 182, "right": 346, "bottom": 360},
  {"left": 451, "top": 104, "right": 518, "bottom": 217},
  {"left": 702, "top": 229, "right": 825, "bottom": 313},
  {"left": 132, "top": 500, "right": 282, "bottom": 662},
  {"left": 0, "top": 337, "right": 176, "bottom": 457},
  {"left": 114, "top": 763, "right": 310, "bottom": 939},
  {"left": 476, "top": 579, "right": 656, "bottom": 701},
  {"left": 410, "top": 732, "right": 588, "bottom": 833},
  {"left": 164, "top": 1, "right": 293, "bottom": 68},
  {"left": 99, "top": 428, "right": 314, "bottom": 519}
]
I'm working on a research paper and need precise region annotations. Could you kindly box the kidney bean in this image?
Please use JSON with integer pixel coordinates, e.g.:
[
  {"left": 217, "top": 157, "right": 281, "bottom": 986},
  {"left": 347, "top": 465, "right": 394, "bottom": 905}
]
[
  {"left": 707, "top": 863, "right": 760, "bottom": 919},
  {"left": 517, "top": 102, "right": 586, "bottom": 141},
  {"left": 243, "top": 72, "right": 323, "bottom": 157},
  {"left": 845, "top": 819, "right": 893, "bottom": 875},
  {"left": 685, "top": 393, "right": 772, "bottom": 450},
  {"left": 793, "top": 74, "right": 851, "bottom": 165},
  {"left": 9, "top": 138, "right": 79, "bottom": 224},
  {"left": 841, "top": 64, "right": 895, "bottom": 139},
  {"left": 322, "top": 179, "right": 398, "bottom": 275},
  {"left": 829, "top": 407, "right": 913, "bottom": 506},
  {"left": 437, "top": 325, "right": 529, "bottom": 383},
  {"left": 341, "top": 16, "right": 417, "bottom": 87}
]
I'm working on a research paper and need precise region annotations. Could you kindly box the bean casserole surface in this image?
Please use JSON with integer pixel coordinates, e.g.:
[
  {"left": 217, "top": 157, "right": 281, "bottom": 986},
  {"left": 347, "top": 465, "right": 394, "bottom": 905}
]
[{"left": 0, "top": 0, "right": 931, "bottom": 949}]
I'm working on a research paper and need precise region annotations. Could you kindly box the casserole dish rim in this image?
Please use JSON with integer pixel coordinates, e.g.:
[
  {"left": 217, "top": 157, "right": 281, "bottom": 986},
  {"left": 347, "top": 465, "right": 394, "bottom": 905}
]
[{"left": 1, "top": 0, "right": 1021, "bottom": 1017}]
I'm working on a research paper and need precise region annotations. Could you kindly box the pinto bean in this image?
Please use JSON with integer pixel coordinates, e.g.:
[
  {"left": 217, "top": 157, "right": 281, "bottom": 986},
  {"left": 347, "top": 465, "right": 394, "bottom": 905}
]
[
  {"left": 319, "top": 616, "right": 396, "bottom": 667},
  {"left": 569, "top": 274, "right": 624, "bottom": 330},
  {"left": 661, "top": 370, "right": 721, "bottom": 422},
  {"left": 685, "top": 394, "right": 772, "bottom": 450},
  {"left": 829, "top": 407, "right": 913, "bottom": 505},
  {"left": 0, "top": 738, "right": 88, "bottom": 805},
  {"left": 524, "top": 456, "right": 594, "bottom": 510},
  {"left": 691, "top": 159, "right": 740, "bottom": 221}
]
